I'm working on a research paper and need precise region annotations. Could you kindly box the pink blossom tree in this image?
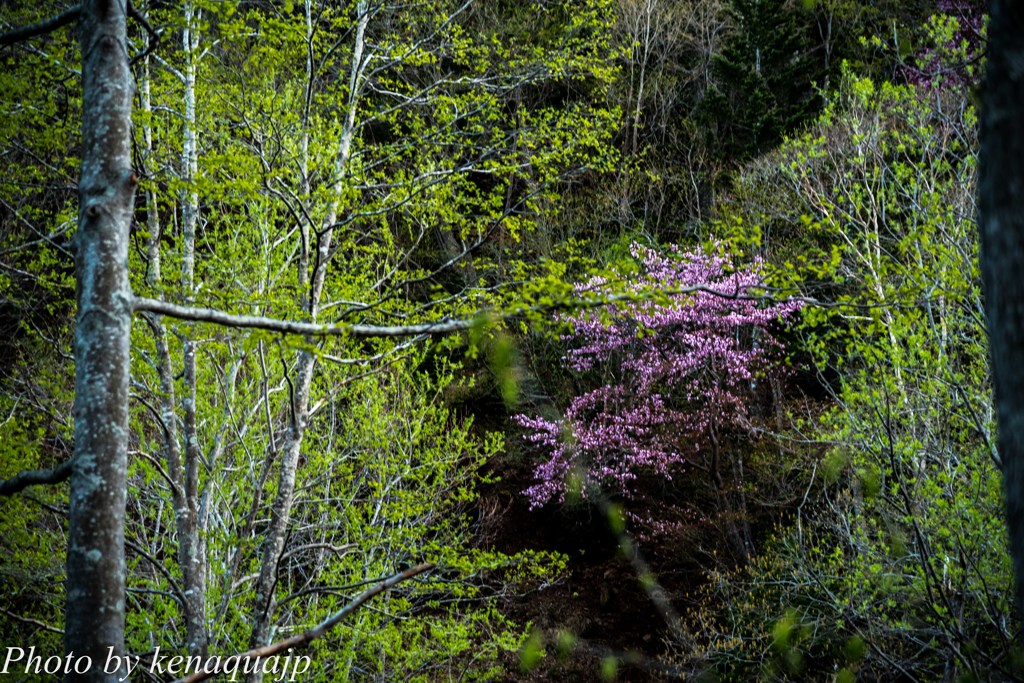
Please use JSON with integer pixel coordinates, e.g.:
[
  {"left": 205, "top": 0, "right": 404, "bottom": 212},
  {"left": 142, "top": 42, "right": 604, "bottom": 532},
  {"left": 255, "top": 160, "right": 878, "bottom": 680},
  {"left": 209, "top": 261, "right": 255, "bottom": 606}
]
[{"left": 516, "top": 243, "right": 801, "bottom": 509}]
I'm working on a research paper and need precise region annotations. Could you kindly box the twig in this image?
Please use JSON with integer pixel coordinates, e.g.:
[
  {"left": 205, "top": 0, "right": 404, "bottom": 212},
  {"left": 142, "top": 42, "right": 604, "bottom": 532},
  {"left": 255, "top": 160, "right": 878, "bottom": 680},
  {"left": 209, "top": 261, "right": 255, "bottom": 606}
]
[{"left": 0, "top": 607, "right": 63, "bottom": 635}]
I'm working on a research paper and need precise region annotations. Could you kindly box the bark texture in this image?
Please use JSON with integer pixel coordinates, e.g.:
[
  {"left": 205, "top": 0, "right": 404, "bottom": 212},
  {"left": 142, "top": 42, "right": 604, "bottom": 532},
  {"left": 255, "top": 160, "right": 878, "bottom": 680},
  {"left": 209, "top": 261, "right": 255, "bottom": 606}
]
[
  {"left": 979, "top": 0, "right": 1024, "bottom": 624},
  {"left": 66, "top": 0, "right": 135, "bottom": 680}
]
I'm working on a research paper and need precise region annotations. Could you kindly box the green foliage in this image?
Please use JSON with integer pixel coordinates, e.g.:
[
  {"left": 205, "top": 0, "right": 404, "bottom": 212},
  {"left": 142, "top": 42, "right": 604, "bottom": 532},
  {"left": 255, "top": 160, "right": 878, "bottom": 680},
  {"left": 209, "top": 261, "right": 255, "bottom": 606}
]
[
  {"left": 0, "top": 2, "right": 1008, "bottom": 680},
  {"left": 519, "top": 628, "right": 546, "bottom": 672},
  {"left": 0, "top": 410, "right": 65, "bottom": 653},
  {"left": 124, "top": 347, "right": 566, "bottom": 680},
  {"left": 697, "top": 0, "right": 823, "bottom": 160},
  {"left": 600, "top": 655, "right": 619, "bottom": 681},
  {"left": 681, "top": 64, "right": 1011, "bottom": 681},
  {"left": 1, "top": 0, "right": 613, "bottom": 678}
]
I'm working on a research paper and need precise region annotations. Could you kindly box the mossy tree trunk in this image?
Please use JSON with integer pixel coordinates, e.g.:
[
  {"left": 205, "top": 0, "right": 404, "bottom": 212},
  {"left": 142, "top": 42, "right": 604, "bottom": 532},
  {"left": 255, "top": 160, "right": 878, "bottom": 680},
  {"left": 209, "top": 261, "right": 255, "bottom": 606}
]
[{"left": 66, "top": 0, "right": 135, "bottom": 680}]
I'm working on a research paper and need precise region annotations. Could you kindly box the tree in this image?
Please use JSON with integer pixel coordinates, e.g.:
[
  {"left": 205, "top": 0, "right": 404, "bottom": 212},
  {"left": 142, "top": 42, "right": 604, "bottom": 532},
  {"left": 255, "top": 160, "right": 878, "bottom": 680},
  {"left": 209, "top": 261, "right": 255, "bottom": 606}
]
[
  {"left": 605, "top": 0, "right": 732, "bottom": 230},
  {"left": 0, "top": 0, "right": 617, "bottom": 680},
  {"left": 515, "top": 242, "right": 799, "bottom": 561},
  {"left": 34, "top": 1, "right": 134, "bottom": 674},
  {"left": 678, "top": 60, "right": 1015, "bottom": 680},
  {"left": 697, "top": 0, "right": 822, "bottom": 160},
  {"left": 979, "top": 0, "right": 1024, "bottom": 633}
]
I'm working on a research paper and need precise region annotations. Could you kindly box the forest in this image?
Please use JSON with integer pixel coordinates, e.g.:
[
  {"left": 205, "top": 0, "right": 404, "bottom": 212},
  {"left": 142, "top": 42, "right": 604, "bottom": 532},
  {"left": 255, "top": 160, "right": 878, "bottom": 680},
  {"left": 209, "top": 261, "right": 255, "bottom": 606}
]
[{"left": 0, "top": 0, "right": 1015, "bottom": 681}]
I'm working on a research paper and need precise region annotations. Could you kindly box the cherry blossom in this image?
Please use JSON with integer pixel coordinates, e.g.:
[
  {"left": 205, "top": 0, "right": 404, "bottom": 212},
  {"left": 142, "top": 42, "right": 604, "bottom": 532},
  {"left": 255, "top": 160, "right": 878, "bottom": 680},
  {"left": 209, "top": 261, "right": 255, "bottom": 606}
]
[{"left": 516, "top": 243, "right": 801, "bottom": 508}]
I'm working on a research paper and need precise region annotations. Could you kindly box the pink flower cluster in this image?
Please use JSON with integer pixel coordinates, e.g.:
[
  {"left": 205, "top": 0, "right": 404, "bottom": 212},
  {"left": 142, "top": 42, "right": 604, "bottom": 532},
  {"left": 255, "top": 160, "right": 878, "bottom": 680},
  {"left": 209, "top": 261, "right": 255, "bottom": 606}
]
[{"left": 515, "top": 243, "right": 801, "bottom": 508}]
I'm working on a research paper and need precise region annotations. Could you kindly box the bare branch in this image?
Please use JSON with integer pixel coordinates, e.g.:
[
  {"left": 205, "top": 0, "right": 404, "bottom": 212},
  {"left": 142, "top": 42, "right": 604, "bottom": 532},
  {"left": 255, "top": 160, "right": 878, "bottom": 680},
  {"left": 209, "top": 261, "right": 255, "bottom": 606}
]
[
  {"left": 133, "top": 296, "right": 474, "bottom": 338},
  {"left": 172, "top": 563, "right": 434, "bottom": 683},
  {"left": 127, "top": 0, "right": 160, "bottom": 65},
  {"left": 0, "top": 458, "right": 72, "bottom": 496},
  {"left": 0, "top": 5, "right": 81, "bottom": 47},
  {"left": 279, "top": 542, "right": 357, "bottom": 563},
  {"left": 125, "top": 539, "right": 187, "bottom": 609},
  {"left": 133, "top": 282, "right": 863, "bottom": 344},
  {"left": 0, "top": 607, "right": 63, "bottom": 635}
]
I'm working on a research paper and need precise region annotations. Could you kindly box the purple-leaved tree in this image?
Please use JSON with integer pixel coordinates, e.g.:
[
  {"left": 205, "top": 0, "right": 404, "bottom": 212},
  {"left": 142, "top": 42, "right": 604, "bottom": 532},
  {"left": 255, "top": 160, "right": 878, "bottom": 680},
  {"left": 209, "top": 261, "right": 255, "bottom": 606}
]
[{"left": 516, "top": 243, "right": 801, "bottom": 510}]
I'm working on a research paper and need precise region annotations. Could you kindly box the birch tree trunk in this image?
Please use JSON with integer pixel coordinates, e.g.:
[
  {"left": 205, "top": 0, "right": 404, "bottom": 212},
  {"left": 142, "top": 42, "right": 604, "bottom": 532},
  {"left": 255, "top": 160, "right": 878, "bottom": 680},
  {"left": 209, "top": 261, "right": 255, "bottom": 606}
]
[
  {"left": 177, "top": 0, "right": 209, "bottom": 657},
  {"left": 66, "top": 0, "right": 135, "bottom": 680},
  {"left": 137, "top": 8, "right": 210, "bottom": 655}
]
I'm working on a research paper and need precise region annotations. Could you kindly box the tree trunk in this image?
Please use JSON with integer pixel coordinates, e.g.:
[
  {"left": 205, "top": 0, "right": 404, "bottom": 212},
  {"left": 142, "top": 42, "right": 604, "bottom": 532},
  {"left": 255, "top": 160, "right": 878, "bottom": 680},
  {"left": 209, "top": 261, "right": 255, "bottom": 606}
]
[
  {"left": 177, "top": 0, "right": 209, "bottom": 656},
  {"left": 138, "top": 16, "right": 209, "bottom": 656},
  {"left": 247, "top": 7, "right": 369, "bottom": 677},
  {"left": 65, "top": 1, "right": 135, "bottom": 680},
  {"left": 978, "top": 0, "right": 1024, "bottom": 626}
]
